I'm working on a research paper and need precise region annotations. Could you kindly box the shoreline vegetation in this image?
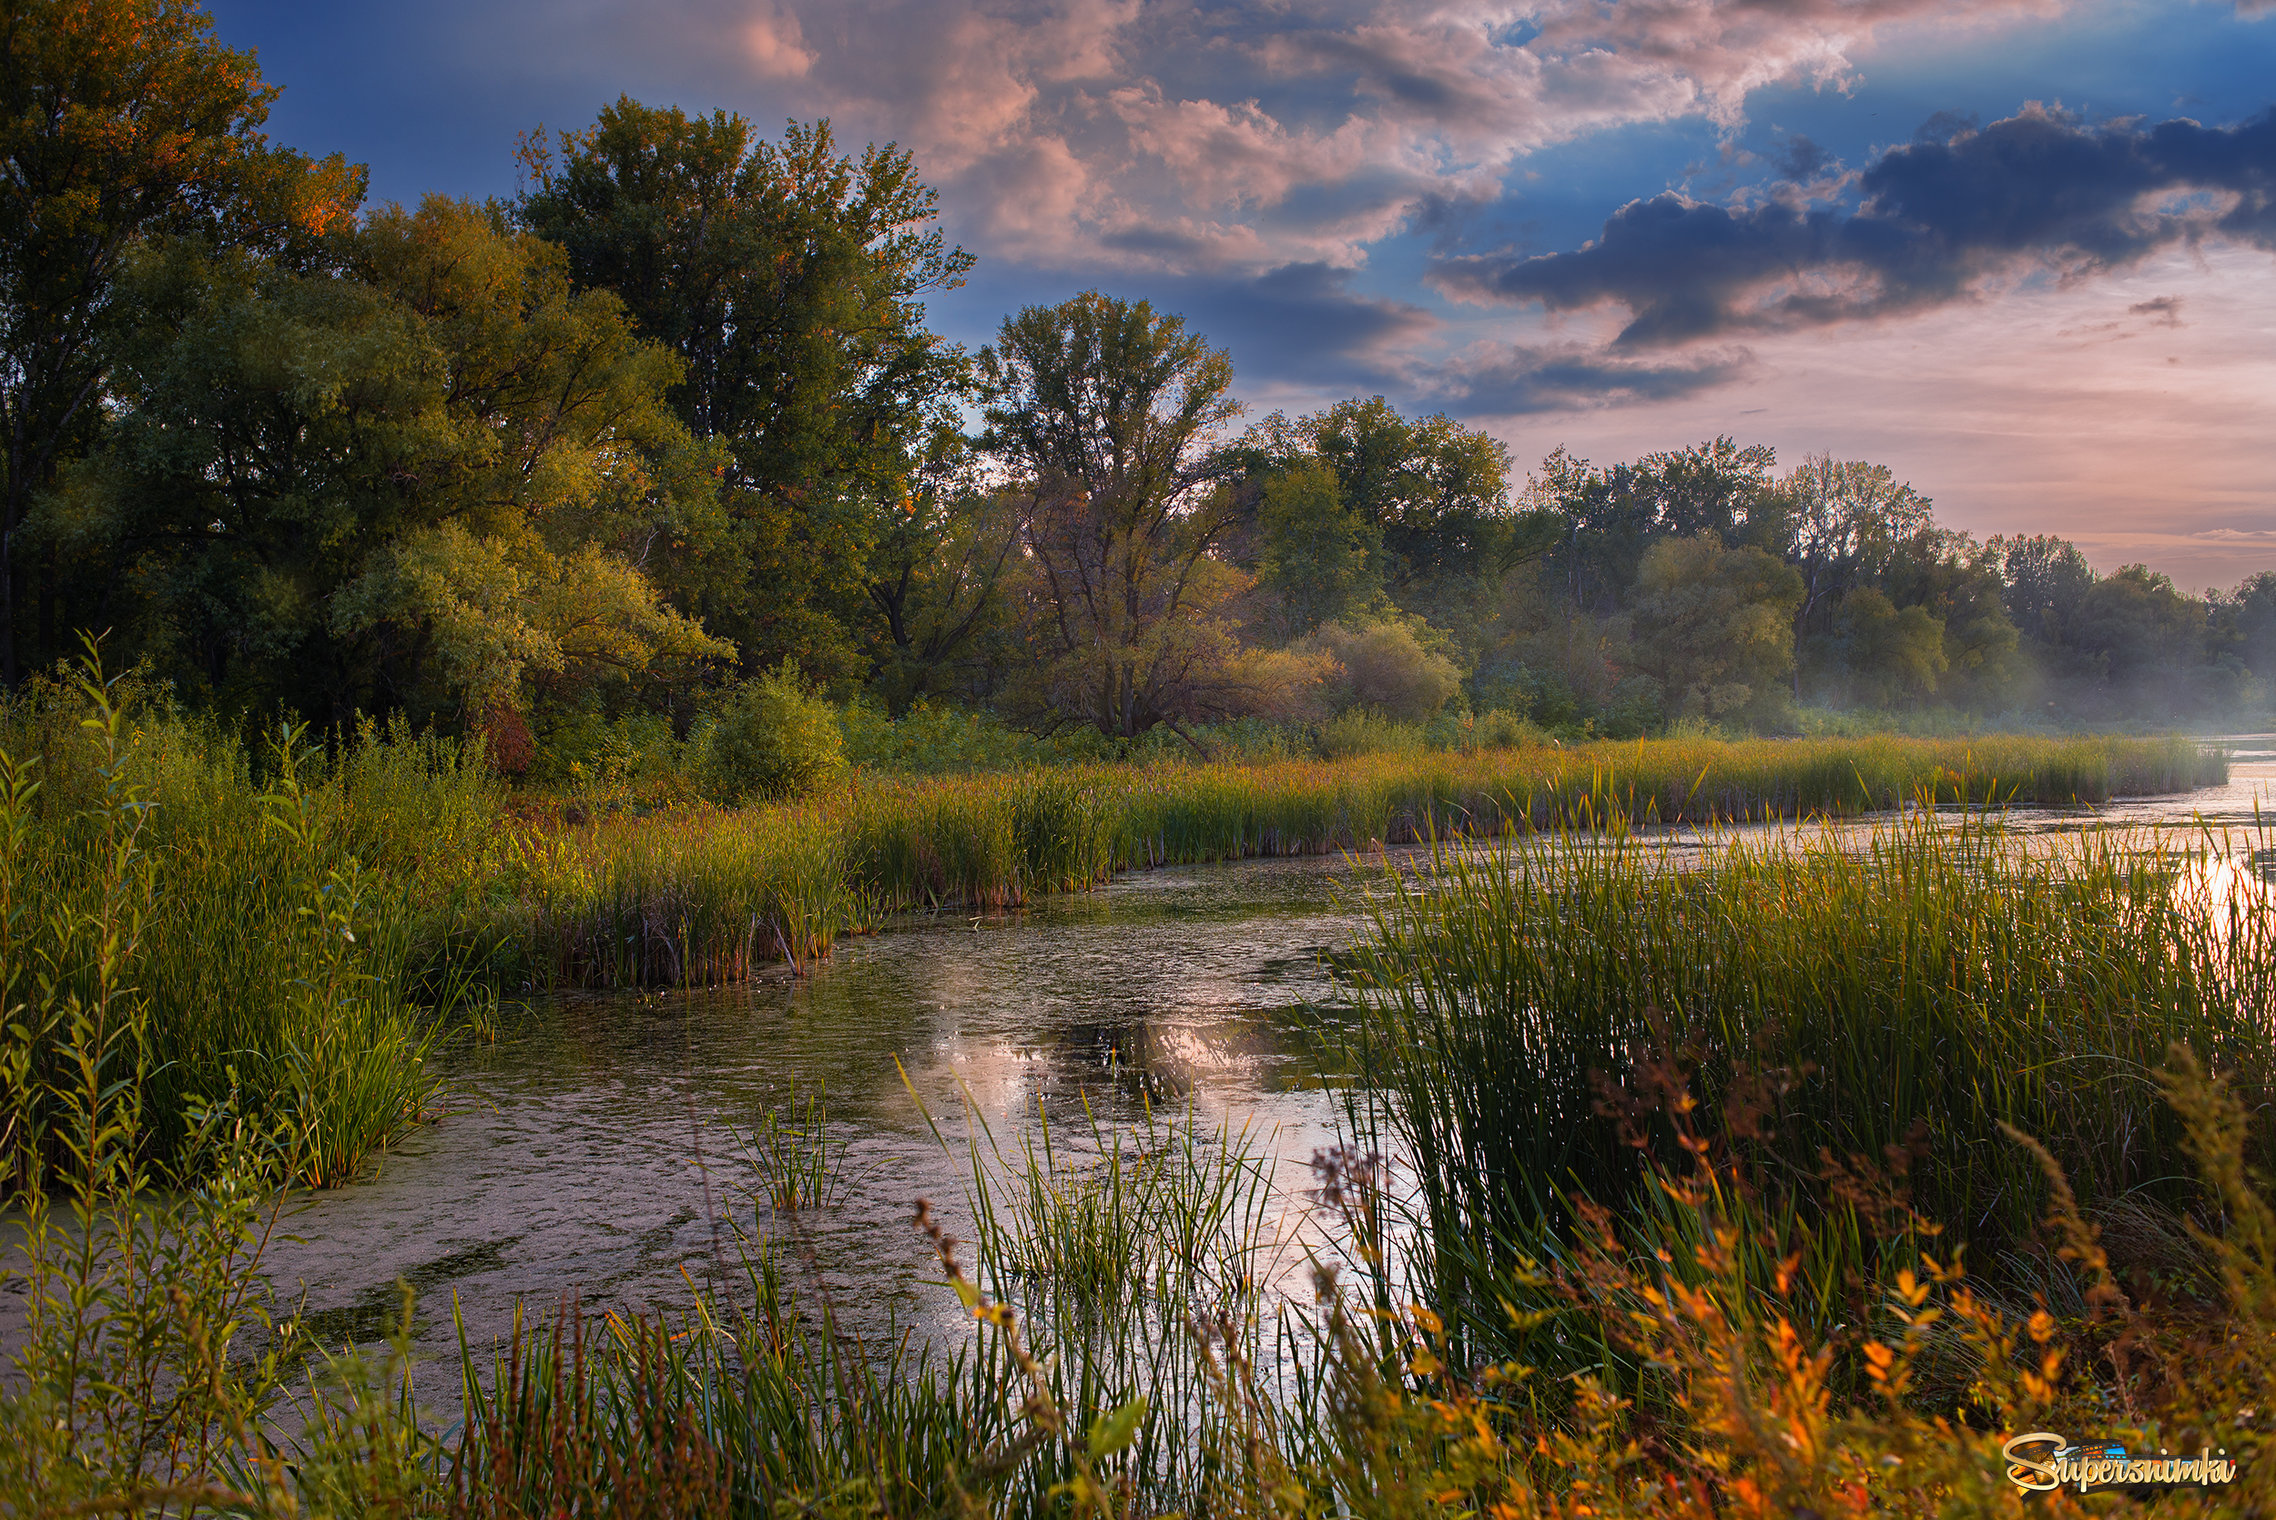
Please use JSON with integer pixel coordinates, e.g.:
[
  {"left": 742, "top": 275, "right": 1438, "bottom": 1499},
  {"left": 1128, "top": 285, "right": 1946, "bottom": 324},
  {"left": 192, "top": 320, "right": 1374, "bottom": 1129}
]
[
  {"left": 5, "top": 666, "right": 2272, "bottom": 1516},
  {"left": 495, "top": 730, "right": 2229, "bottom": 989},
  {"left": 0, "top": 660, "right": 2234, "bottom": 1188}
]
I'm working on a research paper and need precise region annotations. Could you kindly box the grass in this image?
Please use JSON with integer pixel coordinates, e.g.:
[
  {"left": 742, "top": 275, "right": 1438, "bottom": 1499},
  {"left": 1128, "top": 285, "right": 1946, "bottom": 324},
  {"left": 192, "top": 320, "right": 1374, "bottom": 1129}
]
[
  {"left": 0, "top": 660, "right": 456, "bottom": 1194},
  {"left": 0, "top": 657, "right": 2239, "bottom": 1193},
  {"left": 13, "top": 1043, "right": 2276, "bottom": 1516},
  {"left": 0, "top": 669, "right": 2259, "bottom": 1511},
  {"left": 506, "top": 732, "right": 2224, "bottom": 987},
  {"left": 5, "top": 744, "right": 2275, "bottom": 1515},
  {"left": 1339, "top": 805, "right": 2276, "bottom": 1370}
]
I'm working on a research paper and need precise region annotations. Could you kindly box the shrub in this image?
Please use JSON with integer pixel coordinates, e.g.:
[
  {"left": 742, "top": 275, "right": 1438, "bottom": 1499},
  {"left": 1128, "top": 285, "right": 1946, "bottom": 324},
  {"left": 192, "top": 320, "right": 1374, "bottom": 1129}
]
[
  {"left": 704, "top": 663, "right": 847, "bottom": 801},
  {"left": 1303, "top": 618, "right": 1460, "bottom": 722},
  {"left": 1440, "top": 707, "right": 1545, "bottom": 751},
  {"left": 1316, "top": 708, "right": 1425, "bottom": 759}
]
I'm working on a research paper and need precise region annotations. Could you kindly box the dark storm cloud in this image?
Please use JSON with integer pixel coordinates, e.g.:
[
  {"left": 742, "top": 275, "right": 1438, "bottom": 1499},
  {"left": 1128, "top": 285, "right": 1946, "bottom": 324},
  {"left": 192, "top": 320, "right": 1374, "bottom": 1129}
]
[
  {"left": 1434, "top": 107, "right": 2276, "bottom": 348},
  {"left": 1772, "top": 132, "right": 1832, "bottom": 179}
]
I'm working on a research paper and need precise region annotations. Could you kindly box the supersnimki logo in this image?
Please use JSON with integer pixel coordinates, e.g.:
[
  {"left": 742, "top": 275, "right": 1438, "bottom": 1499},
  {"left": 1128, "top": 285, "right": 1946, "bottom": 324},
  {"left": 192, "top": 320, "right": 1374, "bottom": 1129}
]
[{"left": 2001, "top": 1433, "right": 2240, "bottom": 1495}]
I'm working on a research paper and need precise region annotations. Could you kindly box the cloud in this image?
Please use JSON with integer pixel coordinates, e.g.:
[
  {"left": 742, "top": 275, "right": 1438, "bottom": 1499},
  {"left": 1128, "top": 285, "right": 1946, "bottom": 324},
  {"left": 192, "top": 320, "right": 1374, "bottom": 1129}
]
[
  {"left": 741, "top": 1, "right": 815, "bottom": 77},
  {"left": 1412, "top": 341, "right": 1754, "bottom": 414},
  {"left": 2130, "top": 294, "right": 2186, "bottom": 325},
  {"left": 480, "top": 0, "right": 2069, "bottom": 277},
  {"left": 1432, "top": 106, "right": 2276, "bottom": 346},
  {"left": 1185, "top": 262, "right": 1439, "bottom": 374}
]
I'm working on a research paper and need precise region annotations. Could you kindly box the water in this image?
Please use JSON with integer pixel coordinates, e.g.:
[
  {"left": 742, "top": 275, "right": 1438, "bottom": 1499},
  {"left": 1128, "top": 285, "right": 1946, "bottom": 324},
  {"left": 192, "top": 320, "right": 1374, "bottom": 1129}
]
[
  {"left": 198, "top": 741, "right": 2276, "bottom": 1370},
  {"left": 264, "top": 852, "right": 1368, "bottom": 1369}
]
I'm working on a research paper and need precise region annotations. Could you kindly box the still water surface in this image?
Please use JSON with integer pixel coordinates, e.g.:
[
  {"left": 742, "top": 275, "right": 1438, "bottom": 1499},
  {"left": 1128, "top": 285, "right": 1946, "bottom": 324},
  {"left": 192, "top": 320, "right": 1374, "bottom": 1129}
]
[{"left": 264, "top": 741, "right": 2276, "bottom": 1369}]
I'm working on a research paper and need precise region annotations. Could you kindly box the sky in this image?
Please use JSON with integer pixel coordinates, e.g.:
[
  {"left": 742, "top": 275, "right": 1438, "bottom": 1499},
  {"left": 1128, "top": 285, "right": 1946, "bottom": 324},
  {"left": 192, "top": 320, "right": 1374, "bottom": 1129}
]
[{"left": 205, "top": 0, "right": 2276, "bottom": 590}]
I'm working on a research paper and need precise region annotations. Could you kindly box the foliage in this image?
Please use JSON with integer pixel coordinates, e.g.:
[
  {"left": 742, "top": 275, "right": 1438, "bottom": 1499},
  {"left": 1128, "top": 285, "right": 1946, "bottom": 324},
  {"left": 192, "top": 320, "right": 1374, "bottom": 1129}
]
[
  {"left": 1255, "top": 458, "right": 1380, "bottom": 636},
  {"left": 865, "top": 472, "right": 1028, "bottom": 713},
  {"left": 1303, "top": 617, "right": 1461, "bottom": 722},
  {"left": 519, "top": 99, "right": 974, "bottom": 683},
  {"left": 64, "top": 199, "right": 731, "bottom": 727},
  {"left": 1628, "top": 533, "right": 1803, "bottom": 727},
  {"left": 983, "top": 292, "right": 1305, "bottom": 742},
  {"left": 704, "top": 662, "right": 848, "bottom": 802},
  {"left": 0, "top": 0, "right": 364, "bottom": 683},
  {"left": 1343, "top": 806, "right": 2274, "bottom": 1372},
  {"left": 0, "top": 651, "right": 449, "bottom": 1190}
]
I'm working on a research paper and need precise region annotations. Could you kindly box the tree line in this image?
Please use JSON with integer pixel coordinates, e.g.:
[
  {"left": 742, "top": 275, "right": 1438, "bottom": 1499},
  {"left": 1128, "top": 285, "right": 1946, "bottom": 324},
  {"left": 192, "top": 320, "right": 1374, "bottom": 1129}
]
[{"left": 5, "top": 0, "right": 2269, "bottom": 768}]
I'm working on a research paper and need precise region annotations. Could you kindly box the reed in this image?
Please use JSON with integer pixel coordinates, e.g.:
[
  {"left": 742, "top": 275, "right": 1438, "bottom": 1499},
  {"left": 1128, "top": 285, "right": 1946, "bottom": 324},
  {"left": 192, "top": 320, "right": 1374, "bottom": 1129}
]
[
  {"left": 461, "top": 731, "right": 2227, "bottom": 991},
  {"left": 1340, "top": 805, "right": 2276, "bottom": 1364},
  {"left": 0, "top": 661, "right": 449, "bottom": 1193},
  {"left": 523, "top": 805, "right": 849, "bottom": 987}
]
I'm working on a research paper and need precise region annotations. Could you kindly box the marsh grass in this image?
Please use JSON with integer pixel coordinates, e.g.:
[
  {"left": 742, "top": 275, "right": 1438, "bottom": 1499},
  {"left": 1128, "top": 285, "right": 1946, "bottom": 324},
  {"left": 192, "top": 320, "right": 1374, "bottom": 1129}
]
[
  {"left": 1340, "top": 803, "right": 2276, "bottom": 1371},
  {"left": 523, "top": 806, "right": 848, "bottom": 988},
  {"left": 0, "top": 655, "right": 450, "bottom": 1193},
  {"left": 486, "top": 732, "right": 2224, "bottom": 990},
  {"left": 12, "top": 1034, "right": 2276, "bottom": 1515},
  {"left": 743, "top": 1083, "right": 853, "bottom": 1212}
]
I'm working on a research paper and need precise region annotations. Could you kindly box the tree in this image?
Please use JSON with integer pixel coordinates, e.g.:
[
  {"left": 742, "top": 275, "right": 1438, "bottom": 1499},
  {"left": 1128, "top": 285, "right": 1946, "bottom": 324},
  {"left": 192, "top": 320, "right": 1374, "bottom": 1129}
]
[
  {"left": 1300, "top": 397, "right": 1515, "bottom": 586},
  {"left": 1629, "top": 533, "right": 1803, "bottom": 726},
  {"left": 74, "top": 199, "right": 729, "bottom": 727},
  {"left": 0, "top": 0, "right": 363, "bottom": 682},
  {"left": 1881, "top": 535, "right": 2024, "bottom": 712},
  {"left": 1537, "top": 439, "right": 1778, "bottom": 614},
  {"left": 1254, "top": 459, "right": 1378, "bottom": 637},
  {"left": 1773, "top": 453, "right": 1936, "bottom": 692},
  {"left": 2219, "top": 571, "right": 2276, "bottom": 688},
  {"left": 1301, "top": 617, "right": 1459, "bottom": 722},
  {"left": 2066, "top": 565, "right": 2212, "bottom": 709},
  {"left": 863, "top": 444, "right": 1027, "bottom": 713},
  {"left": 983, "top": 292, "right": 1312, "bottom": 743},
  {"left": 519, "top": 100, "right": 973, "bottom": 679},
  {"left": 1832, "top": 587, "right": 1946, "bottom": 707},
  {"left": 1989, "top": 533, "right": 2095, "bottom": 644}
]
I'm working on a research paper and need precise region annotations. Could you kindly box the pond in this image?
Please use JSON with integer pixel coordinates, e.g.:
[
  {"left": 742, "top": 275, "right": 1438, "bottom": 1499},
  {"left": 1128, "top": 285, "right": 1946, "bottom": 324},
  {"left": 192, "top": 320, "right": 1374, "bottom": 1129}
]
[{"left": 261, "top": 739, "right": 2276, "bottom": 1373}]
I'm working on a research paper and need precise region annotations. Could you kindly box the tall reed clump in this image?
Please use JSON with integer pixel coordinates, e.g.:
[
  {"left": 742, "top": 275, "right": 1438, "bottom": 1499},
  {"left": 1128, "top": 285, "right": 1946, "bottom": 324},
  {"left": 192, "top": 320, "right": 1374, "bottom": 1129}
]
[
  {"left": 526, "top": 805, "right": 850, "bottom": 987},
  {"left": 840, "top": 771, "right": 1118, "bottom": 911},
  {"left": 1342, "top": 805, "right": 2276, "bottom": 1366},
  {"left": 0, "top": 654, "right": 445, "bottom": 1191}
]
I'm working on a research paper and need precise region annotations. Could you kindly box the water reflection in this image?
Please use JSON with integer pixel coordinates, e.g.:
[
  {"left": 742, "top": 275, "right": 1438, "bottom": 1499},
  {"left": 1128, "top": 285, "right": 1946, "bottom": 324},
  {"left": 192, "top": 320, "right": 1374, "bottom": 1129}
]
[{"left": 259, "top": 744, "right": 2276, "bottom": 1371}]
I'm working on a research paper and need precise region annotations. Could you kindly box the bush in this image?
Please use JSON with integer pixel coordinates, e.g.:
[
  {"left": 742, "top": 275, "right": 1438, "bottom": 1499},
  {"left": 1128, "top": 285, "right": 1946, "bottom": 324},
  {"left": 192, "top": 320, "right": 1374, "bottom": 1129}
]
[
  {"left": 705, "top": 664, "right": 847, "bottom": 802},
  {"left": 1302, "top": 618, "right": 1460, "bottom": 722},
  {"left": 1438, "top": 707, "right": 1545, "bottom": 752},
  {"left": 1316, "top": 708, "right": 1425, "bottom": 759}
]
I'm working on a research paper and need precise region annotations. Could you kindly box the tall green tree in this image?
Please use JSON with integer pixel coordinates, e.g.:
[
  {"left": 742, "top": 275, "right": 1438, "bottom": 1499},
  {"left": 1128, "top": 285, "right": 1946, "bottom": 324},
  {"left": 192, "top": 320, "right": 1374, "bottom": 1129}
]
[
  {"left": 517, "top": 99, "right": 973, "bottom": 679},
  {"left": 68, "top": 200, "right": 727, "bottom": 727},
  {"left": 1253, "top": 459, "right": 1378, "bottom": 637},
  {"left": 1771, "top": 453, "right": 1936, "bottom": 689},
  {"left": 1246, "top": 397, "right": 1520, "bottom": 588},
  {"left": 1538, "top": 438, "right": 1778, "bottom": 614},
  {"left": 862, "top": 441, "right": 1026, "bottom": 713},
  {"left": 0, "top": 0, "right": 362, "bottom": 682}
]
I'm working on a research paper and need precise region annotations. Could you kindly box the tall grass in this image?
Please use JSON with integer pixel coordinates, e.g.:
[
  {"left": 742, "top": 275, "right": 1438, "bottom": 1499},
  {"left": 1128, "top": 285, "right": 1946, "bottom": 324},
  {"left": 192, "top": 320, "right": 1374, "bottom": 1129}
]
[
  {"left": 0, "top": 659, "right": 453, "bottom": 1192},
  {"left": 1341, "top": 805, "right": 2276, "bottom": 1365},
  {"left": 1, "top": 682, "right": 2266, "bottom": 1515},
  {"left": 510, "top": 732, "right": 2224, "bottom": 988},
  {"left": 522, "top": 805, "right": 848, "bottom": 987}
]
